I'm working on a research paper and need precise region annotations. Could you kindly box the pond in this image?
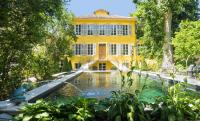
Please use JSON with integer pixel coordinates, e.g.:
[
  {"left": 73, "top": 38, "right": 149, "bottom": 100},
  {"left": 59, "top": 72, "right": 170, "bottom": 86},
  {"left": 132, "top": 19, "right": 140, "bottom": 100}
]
[{"left": 47, "top": 71, "right": 164, "bottom": 102}]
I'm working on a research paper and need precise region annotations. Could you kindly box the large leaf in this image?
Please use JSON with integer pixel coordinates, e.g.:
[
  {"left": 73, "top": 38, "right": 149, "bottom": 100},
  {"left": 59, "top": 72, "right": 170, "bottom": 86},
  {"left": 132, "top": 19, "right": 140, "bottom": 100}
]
[{"left": 22, "top": 116, "right": 32, "bottom": 121}]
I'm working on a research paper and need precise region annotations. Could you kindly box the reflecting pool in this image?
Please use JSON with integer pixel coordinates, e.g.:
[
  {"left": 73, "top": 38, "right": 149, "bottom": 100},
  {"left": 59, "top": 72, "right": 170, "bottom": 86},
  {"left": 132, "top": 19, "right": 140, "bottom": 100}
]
[{"left": 47, "top": 71, "right": 164, "bottom": 100}]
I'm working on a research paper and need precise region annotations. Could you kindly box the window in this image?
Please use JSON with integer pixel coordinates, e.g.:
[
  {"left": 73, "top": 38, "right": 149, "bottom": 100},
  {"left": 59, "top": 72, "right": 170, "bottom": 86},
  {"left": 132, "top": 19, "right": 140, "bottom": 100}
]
[
  {"left": 74, "top": 44, "right": 95, "bottom": 55},
  {"left": 87, "top": 44, "right": 93, "bottom": 55},
  {"left": 123, "top": 25, "right": 128, "bottom": 35},
  {"left": 111, "top": 25, "right": 117, "bottom": 35},
  {"left": 99, "top": 63, "right": 106, "bottom": 70},
  {"left": 75, "top": 24, "right": 132, "bottom": 36},
  {"left": 81, "top": 24, "right": 87, "bottom": 35},
  {"left": 87, "top": 25, "right": 93, "bottom": 35},
  {"left": 75, "top": 44, "right": 81, "bottom": 55},
  {"left": 75, "top": 25, "right": 81, "bottom": 35},
  {"left": 93, "top": 25, "right": 99, "bottom": 35},
  {"left": 110, "top": 44, "right": 117, "bottom": 55},
  {"left": 117, "top": 25, "right": 123, "bottom": 35},
  {"left": 99, "top": 25, "right": 105, "bottom": 35},
  {"left": 104, "top": 25, "right": 112, "bottom": 35},
  {"left": 121, "top": 44, "right": 128, "bottom": 55},
  {"left": 75, "top": 63, "right": 81, "bottom": 69}
]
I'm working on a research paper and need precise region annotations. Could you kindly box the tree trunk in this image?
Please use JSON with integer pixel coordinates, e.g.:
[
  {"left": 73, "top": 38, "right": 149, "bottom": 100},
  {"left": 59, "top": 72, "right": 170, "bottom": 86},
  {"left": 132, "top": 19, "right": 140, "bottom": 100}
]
[
  {"left": 186, "top": 55, "right": 190, "bottom": 70},
  {"left": 162, "top": 9, "right": 174, "bottom": 71}
]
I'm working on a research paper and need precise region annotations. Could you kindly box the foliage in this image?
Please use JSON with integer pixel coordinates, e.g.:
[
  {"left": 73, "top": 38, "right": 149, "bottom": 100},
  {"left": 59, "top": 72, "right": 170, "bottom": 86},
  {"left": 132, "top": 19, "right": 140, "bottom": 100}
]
[
  {"left": 15, "top": 83, "right": 200, "bottom": 121},
  {"left": 0, "top": 0, "right": 76, "bottom": 100},
  {"left": 172, "top": 21, "right": 200, "bottom": 68},
  {"left": 15, "top": 70, "right": 200, "bottom": 121},
  {"left": 132, "top": 0, "right": 199, "bottom": 64},
  {"left": 104, "top": 68, "right": 161, "bottom": 121},
  {"left": 15, "top": 94, "right": 148, "bottom": 121},
  {"left": 132, "top": 1, "right": 164, "bottom": 58},
  {"left": 171, "top": 0, "right": 199, "bottom": 36},
  {"left": 15, "top": 100, "right": 59, "bottom": 121},
  {"left": 26, "top": 53, "right": 55, "bottom": 80},
  {"left": 140, "top": 60, "right": 149, "bottom": 71},
  {"left": 151, "top": 82, "right": 200, "bottom": 121},
  {"left": 63, "top": 57, "right": 73, "bottom": 72},
  {"left": 15, "top": 97, "right": 96, "bottom": 121},
  {"left": 106, "top": 90, "right": 151, "bottom": 121}
]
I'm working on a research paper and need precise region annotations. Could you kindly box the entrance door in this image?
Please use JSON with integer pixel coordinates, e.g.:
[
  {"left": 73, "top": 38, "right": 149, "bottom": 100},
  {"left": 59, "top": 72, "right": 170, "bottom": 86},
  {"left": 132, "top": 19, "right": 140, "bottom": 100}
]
[{"left": 99, "top": 44, "right": 106, "bottom": 60}]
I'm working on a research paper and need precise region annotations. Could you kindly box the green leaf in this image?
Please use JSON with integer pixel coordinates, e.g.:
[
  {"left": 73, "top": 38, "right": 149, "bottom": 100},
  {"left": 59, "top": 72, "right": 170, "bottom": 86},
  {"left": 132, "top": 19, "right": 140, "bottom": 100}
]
[
  {"left": 115, "top": 115, "right": 121, "bottom": 121},
  {"left": 22, "top": 116, "right": 32, "bottom": 121},
  {"left": 168, "top": 114, "right": 176, "bottom": 121},
  {"left": 35, "top": 112, "right": 49, "bottom": 119},
  {"left": 127, "top": 112, "right": 134, "bottom": 121}
]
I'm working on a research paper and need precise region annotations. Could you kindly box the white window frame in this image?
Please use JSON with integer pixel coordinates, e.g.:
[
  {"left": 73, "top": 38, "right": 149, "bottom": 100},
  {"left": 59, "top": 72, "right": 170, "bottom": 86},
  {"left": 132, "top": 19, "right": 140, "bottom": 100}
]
[
  {"left": 87, "top": 44, "right": 93, "bottom": 55},
  {"left": 75, "top": 25, "right": 81, "bottom": 35},
  {"left": 117, "top": 25, "right": 123, "bottom": 35},
  {"left": 99, "top": 25, "right": 105, "bottom": 35},
  {"left": 111, "top": 25, "right": 117, "bottom": 35},
  {"left": 87, "top": 25, "right": 93, "bottom": 35},
  {"left": 99, "top": 63, "right": 106, "bottom": 70},
  {"left": 75, "top": 24, "right": 131, "bottom": 36},
  {"left": 121, "top": 44, "right": 129, "bottom": 55},
  {"left": 81, "top": 24, "right": 87, "bottom": 35},
  {"left": 123, "top": 25, "right": 128, "bottom": 35},
  {"left": 110, "top": 44, "right": 117, "bottom": 55},
  {"left": 75, "top": 44, "right": 81, "bottom": 55}
]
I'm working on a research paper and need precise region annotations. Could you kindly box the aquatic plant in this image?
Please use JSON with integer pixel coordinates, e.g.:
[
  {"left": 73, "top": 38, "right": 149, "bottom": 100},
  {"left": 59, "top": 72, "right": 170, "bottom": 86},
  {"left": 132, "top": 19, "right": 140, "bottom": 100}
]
[
  {"left": 15, "top": 68, "right": 200, "bottom": 121},
  {"left": 15, "top": 97, "right": 96, "bottom": 121}
]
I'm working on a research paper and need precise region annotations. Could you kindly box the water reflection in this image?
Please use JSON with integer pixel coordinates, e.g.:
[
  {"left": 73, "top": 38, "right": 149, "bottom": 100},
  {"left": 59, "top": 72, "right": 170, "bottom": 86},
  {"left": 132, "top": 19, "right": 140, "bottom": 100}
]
[{"left": 47, "top": 71, "right": 162, "bottom": 99}]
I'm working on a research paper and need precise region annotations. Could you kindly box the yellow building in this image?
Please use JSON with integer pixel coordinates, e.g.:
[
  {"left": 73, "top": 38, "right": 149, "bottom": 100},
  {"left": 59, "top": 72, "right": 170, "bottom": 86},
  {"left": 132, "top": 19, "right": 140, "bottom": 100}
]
[{"left": 71, "top": 9, "right": 141, "bottom": 71}]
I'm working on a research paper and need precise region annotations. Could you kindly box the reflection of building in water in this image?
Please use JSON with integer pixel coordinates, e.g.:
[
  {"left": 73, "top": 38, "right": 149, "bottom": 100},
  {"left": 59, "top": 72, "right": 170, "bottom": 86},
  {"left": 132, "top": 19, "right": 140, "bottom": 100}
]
[
  {"left": 110, "top": 71, "right": 121, "bottom": 84},
  {"left": 72, "top": 72, "right": 142, "bottom": 93},
  {"left": 94, "top": 72, "right": 110, "bottom": 88},
  {"left": 56, "top": 84, "right": 79, "bottom": 97},
  {"left": 46, "top": 72, "right": 161, "bottom": 99},
  {"left": 74, "top": 73, "right": 93, "bottom": 89}
]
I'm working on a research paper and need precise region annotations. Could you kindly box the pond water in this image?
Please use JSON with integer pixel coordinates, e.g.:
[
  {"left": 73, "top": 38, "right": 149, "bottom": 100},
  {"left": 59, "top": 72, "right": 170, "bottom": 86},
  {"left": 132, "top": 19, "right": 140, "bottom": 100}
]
[{"left": 47, "top": 71, "right": 164, "bottom": 102}]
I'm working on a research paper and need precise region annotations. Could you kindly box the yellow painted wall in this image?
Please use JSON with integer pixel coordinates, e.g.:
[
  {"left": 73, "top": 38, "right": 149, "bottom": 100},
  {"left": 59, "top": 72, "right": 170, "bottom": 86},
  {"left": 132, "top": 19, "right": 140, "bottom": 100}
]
[
  {"left": 89, "top": 61, "right": 114, "bottom": 70},
  {"left": 71, "top": 10, "right": 142, "bottom": 70}
]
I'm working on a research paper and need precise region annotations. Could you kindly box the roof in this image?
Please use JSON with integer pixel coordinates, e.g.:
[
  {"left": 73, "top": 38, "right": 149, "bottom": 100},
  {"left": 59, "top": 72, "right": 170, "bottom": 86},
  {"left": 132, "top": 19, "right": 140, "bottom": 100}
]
[{"left": 75, "top": 9, "right": 135, "bottom": 20}]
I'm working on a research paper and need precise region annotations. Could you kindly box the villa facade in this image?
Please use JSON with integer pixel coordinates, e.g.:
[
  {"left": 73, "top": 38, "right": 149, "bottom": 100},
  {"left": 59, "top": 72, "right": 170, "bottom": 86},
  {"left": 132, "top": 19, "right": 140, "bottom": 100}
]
[{"left": 71, "top": 9, "right": 142, "bottom": 70}]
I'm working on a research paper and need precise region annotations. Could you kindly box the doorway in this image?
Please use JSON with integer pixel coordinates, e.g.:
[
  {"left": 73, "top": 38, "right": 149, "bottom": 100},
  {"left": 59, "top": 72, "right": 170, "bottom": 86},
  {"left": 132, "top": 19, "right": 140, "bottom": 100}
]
[
  {"left": 99, "top": 44, "right": 106, "bottom": 60},
  {"left": 99, "top": 63, "right": 106, "bottom": 70}
]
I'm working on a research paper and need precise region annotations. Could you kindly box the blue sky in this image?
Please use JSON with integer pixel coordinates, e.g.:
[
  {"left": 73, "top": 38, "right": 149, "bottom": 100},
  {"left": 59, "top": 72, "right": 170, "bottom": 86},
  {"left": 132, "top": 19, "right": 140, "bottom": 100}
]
[
  {"left": 68, "top": 0, "right": 200, "bottom": 17},
  {"left": 68, "top": 0, "right": 136, "bottom": 16}
]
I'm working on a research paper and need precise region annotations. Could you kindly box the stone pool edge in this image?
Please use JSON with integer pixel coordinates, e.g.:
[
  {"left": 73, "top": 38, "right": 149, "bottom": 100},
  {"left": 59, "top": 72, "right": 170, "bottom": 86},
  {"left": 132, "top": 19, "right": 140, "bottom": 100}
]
[
  {"left": 133, "top": 70, "right": 200, "bottom": 90},
  {"left": 0, "top": 70, "right": 83, "bottom": 115}
]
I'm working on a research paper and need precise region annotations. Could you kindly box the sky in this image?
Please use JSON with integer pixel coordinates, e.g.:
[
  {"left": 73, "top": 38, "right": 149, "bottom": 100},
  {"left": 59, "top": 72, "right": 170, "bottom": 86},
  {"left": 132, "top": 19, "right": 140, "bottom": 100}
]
[{"left": 68, "top": 0, "right": 136, "bottom": 17}]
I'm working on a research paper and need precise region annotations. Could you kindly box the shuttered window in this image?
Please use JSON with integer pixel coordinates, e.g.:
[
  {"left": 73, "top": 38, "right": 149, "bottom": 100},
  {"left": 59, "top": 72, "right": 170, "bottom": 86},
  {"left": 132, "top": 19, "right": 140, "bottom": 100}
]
[
  {"left": 121, "top": 44, "right": 128, "bottom": 55},
  {"left": 75, "top": 24, "right": 131, "bottom": 36},
  {"left": 109, "top": 44, "right": 117, "bottom": 55},
  {"left": 73, "top": 44, "right": 96, "bottom": 56}
]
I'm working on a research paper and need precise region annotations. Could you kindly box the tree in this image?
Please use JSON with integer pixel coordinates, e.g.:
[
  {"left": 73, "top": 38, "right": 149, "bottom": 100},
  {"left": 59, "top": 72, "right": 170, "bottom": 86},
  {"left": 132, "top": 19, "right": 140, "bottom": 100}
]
[
  {"left": 27, "top": 9, "right": 76, "bottom": 79},
  {"left": 0, "top": 0, "right": 75, "bottom": 100},
  {"left": 172, "top": 21, "right": 200, "bottom": 68},
  {"left": 172, "top": 0, "right": 199, "bottom": 35},
  {"left": 133, "top": 0, "right": 199, "bottom": 70}
]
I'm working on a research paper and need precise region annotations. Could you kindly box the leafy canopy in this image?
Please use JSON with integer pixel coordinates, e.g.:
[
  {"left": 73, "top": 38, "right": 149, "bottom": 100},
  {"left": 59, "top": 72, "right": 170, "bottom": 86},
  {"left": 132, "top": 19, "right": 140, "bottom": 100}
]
[
  {"left": 172, "top": 21, "right": 200, "bottom": 64},
  {"left": 0, "top": 0, "right": 75, "bottom": 100},
  {"left": 132, "top": 0, "right": 199, "bottom": 58}
]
